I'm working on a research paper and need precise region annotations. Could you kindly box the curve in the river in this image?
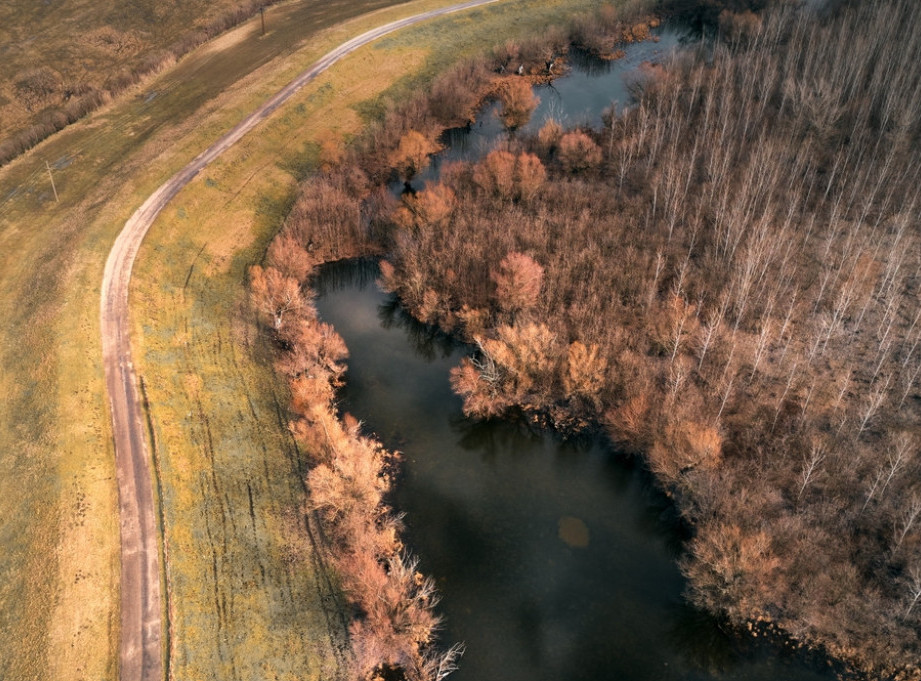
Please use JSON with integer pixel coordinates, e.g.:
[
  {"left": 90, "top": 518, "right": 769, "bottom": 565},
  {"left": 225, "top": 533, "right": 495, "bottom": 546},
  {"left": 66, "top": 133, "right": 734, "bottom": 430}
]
[
  {"left": 313, "top": 240, "right": 840, "bottom": 681},
  {"left": 99, "top": 2, "right": 499, "bottom": 680}
]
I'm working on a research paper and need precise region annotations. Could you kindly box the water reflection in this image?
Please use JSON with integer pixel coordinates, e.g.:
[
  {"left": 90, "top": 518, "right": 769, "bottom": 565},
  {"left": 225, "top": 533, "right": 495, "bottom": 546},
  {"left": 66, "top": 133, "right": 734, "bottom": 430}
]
[
  {"left": 558, "top": 515, "right": 591, "bottom": 548},
  {"left": 526, "top": 24, "right": 686, "bottom": 132},
  {"left": 377, "top": 296, "right": 458, "bottom": 362},
  {"left": 314, "top": 261, "right": 836, "bottom": 681}
]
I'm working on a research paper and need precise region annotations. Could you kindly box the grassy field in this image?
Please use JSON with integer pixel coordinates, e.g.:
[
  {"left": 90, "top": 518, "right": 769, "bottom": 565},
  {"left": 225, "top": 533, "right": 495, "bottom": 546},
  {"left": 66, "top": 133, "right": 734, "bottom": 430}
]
[
  {"left": 0, "top": 2, "right": 406, "bottom": 679},
  {"left": 0, "top": 0, "right": 607, "bottom": 679},
  {"left": 0, "top": 0, "right": 289, "bottom": 161}
]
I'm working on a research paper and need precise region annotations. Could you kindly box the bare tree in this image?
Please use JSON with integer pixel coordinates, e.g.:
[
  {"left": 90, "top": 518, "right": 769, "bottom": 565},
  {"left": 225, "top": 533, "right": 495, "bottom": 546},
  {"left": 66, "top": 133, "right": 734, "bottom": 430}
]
[
  {"left": 249, "top": 265, "right": 309, "bottom": 332},
  {"left": 893, "top": 495, "right": 921, "bottom": 553},
  {"left": 798, "top": 444, "right": 826, "bottom": 501},
  {"left": 904, "top": 563, "right": 921, "bottom": 617}
]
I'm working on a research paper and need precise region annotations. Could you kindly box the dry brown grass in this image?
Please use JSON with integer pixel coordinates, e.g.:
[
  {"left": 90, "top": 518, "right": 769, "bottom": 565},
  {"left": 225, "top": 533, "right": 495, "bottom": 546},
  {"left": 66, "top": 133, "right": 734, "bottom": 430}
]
[{"left": 0, "top": 0, "right": 292, "bottom": 165}]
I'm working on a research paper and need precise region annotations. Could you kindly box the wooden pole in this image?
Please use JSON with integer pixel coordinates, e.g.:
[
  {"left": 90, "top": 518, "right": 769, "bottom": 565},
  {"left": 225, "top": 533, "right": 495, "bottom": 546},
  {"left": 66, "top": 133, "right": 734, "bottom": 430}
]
[
  {"left": 260, "top": 6, "right": 266, "bottom": 35},
  {"left": 45, "top": 160, "right": 59, "bottom": 202}
]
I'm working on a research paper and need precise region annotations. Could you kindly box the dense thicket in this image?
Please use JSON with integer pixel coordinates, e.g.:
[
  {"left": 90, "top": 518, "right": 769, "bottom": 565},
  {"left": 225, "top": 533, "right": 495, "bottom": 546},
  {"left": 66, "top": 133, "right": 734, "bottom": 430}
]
[
  {"left": 257, "top": 0, "right": 921, "bottom": 678},
  {"left": 250, "top": 259, "right": 463, "bottom": 681}
]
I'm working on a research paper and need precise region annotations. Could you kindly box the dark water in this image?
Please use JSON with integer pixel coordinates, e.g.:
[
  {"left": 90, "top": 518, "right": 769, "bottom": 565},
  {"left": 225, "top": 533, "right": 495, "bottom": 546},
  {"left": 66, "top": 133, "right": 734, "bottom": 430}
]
[{"left": 314, "top": 260, "right": 836, "bottom": 681}]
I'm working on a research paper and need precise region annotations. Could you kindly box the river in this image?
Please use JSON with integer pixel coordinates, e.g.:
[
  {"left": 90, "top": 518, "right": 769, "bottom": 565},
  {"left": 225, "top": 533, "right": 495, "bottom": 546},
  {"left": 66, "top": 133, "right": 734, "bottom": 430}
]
[
  {"left": 314, "top": 19, "right": 838, "bottom": 680},
  {"left": 314, "top": 260, "right": 835, "bottom": 681}
]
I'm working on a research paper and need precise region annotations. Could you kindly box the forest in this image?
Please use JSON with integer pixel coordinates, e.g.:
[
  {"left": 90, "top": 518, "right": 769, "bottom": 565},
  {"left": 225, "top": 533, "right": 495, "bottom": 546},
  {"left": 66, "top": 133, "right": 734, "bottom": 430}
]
[{"left": 250, "top": 0, "right": 921, "bottom": 679}]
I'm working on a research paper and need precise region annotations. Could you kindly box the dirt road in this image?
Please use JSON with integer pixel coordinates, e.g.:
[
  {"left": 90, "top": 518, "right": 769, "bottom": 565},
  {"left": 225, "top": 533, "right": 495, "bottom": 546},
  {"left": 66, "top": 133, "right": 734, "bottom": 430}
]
[{"left": 100, "top": 1, "right": 498, "bottom": 679}]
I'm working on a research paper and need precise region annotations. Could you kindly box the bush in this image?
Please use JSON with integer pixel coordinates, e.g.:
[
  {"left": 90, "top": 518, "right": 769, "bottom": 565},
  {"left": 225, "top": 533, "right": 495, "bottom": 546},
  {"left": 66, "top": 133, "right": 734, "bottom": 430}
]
[
  {"left": 558, "top": 131, "right": 602, "bottom": 173},
  {"left": 498, "top": 78, "right": 537, "bottom": 130},
  {"left": 389, "top": 130, "right": 441, "bottom": 180}
]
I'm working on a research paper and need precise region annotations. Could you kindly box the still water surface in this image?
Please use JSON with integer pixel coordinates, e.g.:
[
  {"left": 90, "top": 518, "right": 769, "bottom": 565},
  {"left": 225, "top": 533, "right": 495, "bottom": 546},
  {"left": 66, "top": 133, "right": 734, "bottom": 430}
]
[
  {"left": 406, "top": 21, "right": 688, "bottom": 192},
  {"left": 314, "top": 261, "right": 835, "bottom": 681}
]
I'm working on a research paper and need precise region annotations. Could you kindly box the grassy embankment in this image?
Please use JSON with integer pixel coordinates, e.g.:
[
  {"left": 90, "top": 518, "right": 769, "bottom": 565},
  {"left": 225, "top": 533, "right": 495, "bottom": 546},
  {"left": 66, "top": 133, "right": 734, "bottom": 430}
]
[
  {"left": 129, "top": 0, "right": 619, "bottom": 678},
  {"left": 0, "top": 2, "right": 407, "bottom": 679},
  {"left": 0, "top": 0, "right": 612, "bottom": 679}
]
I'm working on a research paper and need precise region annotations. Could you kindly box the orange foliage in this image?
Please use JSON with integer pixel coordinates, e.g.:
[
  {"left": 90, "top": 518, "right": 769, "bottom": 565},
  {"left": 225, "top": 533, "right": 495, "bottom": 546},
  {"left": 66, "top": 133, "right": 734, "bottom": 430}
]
[
  {"left": 267, "top": 233, "right": 315, "bottom": 281},
  {"left": 605, "top": 392, "right": 651, "bottom": 446},
  {"left": 558, "top": 131, "right": 602, "bottom": 173},
  {"left": 683, "top": 522, "right": 782, "bottom": 623},
  {"left": 389, "top": 130, "right": 441, "bottom": 179},
  {"left": 491, "top": 251, "right": 544, "bottom": 316},
  {"left": 457, "top": 305, "right": 489, "bottom": 338},
  {"left": 516, "top": 152, "right": 546, "bottom": 201},
  {"left": 473, "top": 149, "right": 517, "bottom": 199},
  {"left": 483, "top": 322, "right": 559, "bottom": 404},
  {"left": 393, "top": 183, "right": 456, "bottom": 231},
  {"left": 248, "top": 265, "right": 308, "bottom": 332},
  {"left": 563, "top": 341, "right": 607, "bottom": 405},
  {"left": 499, "top": 78, "right": 538, "bottom": 130},
  {"left": 377, "top": 259, "right": 399, "bottom": 293},
  {"left": 537, "top": 118, "right": 563, "bottom": 153},
  {"left": 649, "top": 419, "right": 723, "bottom": 483},
  {"left": 282, "top": 176, "right": 366, "bottom": 263},
  {"left": 276, "top": 317, "right": 348, "bottom": 381},
  {"left": 473, "top": 150, "right": 546, "bottom": 202},
  {"left": 450, "top": 356, "right": 511, "bottom": 418},
  {"left": 289, "top": 374, "right": 335, "bottom": 414}
]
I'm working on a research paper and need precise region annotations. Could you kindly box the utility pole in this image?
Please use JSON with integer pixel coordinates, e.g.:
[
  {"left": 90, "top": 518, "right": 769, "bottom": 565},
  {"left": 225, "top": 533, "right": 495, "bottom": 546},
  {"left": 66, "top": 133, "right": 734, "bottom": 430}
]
[
  {"left": 45, "top": 160, "right": 59, "bottom": 203},
  {"left": 260, "top": 6, "right": 266, "bottom": 36}
]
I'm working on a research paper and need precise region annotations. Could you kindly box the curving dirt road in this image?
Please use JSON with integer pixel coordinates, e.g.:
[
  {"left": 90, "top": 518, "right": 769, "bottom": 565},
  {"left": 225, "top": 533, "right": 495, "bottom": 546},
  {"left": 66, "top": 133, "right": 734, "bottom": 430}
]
[{"left": 100, "top": 1, "right": 498, "bottom": 680}]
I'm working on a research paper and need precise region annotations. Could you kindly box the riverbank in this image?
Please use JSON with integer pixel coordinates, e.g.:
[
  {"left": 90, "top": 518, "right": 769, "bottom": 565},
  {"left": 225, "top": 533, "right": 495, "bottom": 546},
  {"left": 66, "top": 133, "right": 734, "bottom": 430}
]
[{"left": 313, "top": 258, "right": 843, "bottom": 681}]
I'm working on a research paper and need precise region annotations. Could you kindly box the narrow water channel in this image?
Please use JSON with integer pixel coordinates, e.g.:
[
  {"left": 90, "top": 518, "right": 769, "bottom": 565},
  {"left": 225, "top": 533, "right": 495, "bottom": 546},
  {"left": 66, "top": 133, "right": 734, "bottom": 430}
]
[
  {"left": 403, "top": 21, "right": 689, "bottom": 193},
  {"left": 314, "top": 260, "right": 836, "bottom": 681}
]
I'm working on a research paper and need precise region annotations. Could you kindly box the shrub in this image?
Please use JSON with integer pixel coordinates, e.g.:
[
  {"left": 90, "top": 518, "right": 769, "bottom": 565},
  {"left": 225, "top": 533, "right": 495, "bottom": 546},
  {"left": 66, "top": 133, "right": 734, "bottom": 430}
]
[
  {"left": 498, "top": 78, "right": 537, "bottom": 130},
  {"left": 491, "top": 251, "right": 543, "bottom": 316},
  {"left": 389, "top": 130, "right": 441, "bottom": 180},
  {"left": 14, "top": 67, "right": 61, "bottom": 111},
  {"left": 558, "top": 131, "right": 602, "bottom": 173}
]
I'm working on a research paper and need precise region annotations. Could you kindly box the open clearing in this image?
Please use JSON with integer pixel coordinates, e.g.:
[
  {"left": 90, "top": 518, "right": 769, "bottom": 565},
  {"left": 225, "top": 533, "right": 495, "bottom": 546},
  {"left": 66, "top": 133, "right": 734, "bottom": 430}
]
[{"left": 0, "top": 0, "right": 606, "bottom": 679}]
